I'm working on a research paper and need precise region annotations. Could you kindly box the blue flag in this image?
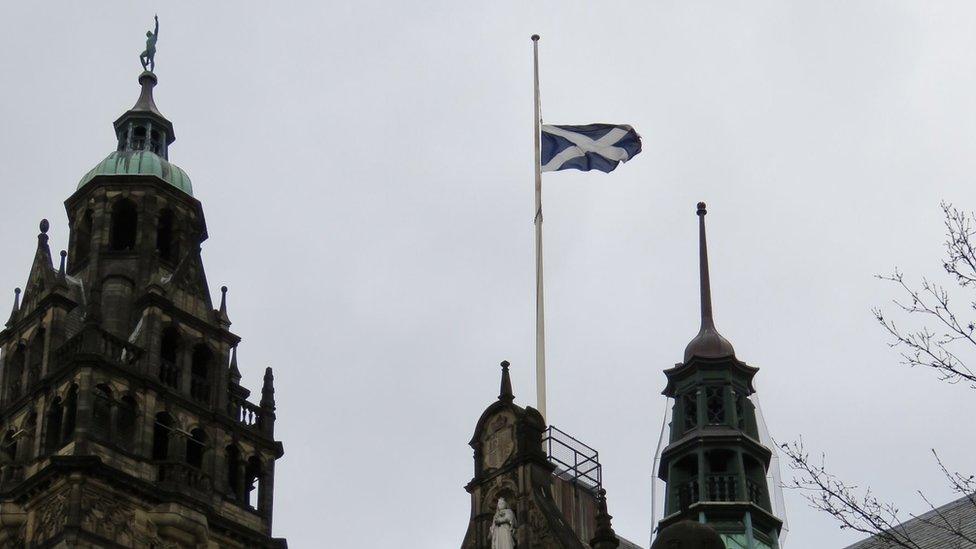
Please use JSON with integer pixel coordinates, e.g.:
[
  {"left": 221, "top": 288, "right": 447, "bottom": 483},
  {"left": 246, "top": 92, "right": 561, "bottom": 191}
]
[{"left": 541, "top": 124, "right": 641, "bottom": 173}]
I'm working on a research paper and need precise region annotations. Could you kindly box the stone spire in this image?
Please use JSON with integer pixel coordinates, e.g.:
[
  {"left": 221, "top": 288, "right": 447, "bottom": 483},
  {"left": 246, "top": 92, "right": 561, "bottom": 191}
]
[
  {"left": 6, "top": 288, "right": 20, "bottom": 328},
  {"left": 229, "top": 346, "right": 242, "bottom": 384},
  {"left": 217, "top": 285, "right": 231, "bottom": 327},
  {"left": 261, "top": 367, "right": 276, "bottom": 410},
  {"left": 589, "top": 489, "right": 620, "bottom": 549},
  {"left": 683, "top": 202, "right": 735, "bottom": 362},
  {"left": 498, "top": 360, "right": 514, "bottom": 403}
]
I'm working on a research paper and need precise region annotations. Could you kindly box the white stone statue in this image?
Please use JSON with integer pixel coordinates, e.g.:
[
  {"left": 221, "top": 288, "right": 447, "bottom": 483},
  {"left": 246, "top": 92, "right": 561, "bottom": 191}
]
[{"left": 489, "top": 497, "right": 517, "bottom": 549}]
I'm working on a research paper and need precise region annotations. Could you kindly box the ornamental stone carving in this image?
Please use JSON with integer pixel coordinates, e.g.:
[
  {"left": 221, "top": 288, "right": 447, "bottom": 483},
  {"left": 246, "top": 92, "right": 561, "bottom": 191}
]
[
  {"left": 81, "top": 490, "right": 135, "bottom": 545},
  {"left": 483, "top": 414, "right": 514, "bottom": 470},
  {"left": 31, "top": 493, "right": 67, "bottom": 544}
]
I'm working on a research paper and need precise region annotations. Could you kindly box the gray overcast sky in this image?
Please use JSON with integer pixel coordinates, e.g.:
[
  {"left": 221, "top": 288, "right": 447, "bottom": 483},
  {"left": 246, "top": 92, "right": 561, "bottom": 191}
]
[{"left": 3, "top": 2, "right": 976, "bottom": 548}]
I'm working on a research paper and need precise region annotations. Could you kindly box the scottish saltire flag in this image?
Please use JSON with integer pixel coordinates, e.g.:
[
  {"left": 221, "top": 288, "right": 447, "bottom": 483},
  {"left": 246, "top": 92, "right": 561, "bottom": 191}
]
[{"left": 541, "top": 124, "right": 642, "bottom": 173}]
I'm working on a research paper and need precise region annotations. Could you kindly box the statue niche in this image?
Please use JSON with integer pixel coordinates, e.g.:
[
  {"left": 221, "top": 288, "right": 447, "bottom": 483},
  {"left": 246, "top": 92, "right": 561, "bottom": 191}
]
[{"left": 490, "top": 497, "right": 517, "bottom": 549}]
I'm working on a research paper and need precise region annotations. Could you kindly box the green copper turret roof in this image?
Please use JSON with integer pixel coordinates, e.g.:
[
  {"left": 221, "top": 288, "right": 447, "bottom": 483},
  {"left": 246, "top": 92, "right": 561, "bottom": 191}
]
[
  {"left": 78, "top": 66, "right": 192, "bottom": 196},
  {"left": 78, "top": 150, "right": 193, "bottom": 196}
]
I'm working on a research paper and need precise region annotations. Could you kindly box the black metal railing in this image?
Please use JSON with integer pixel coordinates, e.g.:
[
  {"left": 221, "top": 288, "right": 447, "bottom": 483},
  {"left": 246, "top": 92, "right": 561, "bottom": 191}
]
[
  {"left": 705, "top": 474, "right": 738, "bottom": 502},
  {"left": 543, "top": 425, "right": 602, "bottom": 491}
]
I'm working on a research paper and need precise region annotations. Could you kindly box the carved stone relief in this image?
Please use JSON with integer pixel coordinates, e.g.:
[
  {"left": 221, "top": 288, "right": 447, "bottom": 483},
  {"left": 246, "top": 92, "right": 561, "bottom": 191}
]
[
  {"left": 80, "top": 489, "right": 135, "bottom": 545},
  {"left": 483, "top": 414, "right": 515, "bottom": 470},
  {"left": 31, "top": 492, "right": 67, "bottom": 544}
]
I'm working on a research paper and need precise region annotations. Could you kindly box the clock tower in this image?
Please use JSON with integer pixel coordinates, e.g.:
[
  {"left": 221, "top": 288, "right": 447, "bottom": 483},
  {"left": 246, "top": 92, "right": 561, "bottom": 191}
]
[{"left": 0, "top": 65, "right": 287, "bottom": 548}]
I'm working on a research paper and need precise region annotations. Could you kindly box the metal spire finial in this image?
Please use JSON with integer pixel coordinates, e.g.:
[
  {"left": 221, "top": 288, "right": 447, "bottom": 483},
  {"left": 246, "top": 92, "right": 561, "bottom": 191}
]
[
  {"left": 683, "top": 202, "right": 735, "bottom": 362},
  {"left": 697, "top": 202, "right": 714, "bottom": 330}
]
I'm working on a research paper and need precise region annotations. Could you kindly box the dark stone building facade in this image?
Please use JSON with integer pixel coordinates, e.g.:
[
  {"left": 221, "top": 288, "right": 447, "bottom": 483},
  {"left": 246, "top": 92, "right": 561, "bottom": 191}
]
[{"left": 0, "top": 69, "right": 286, "bottom": 547}]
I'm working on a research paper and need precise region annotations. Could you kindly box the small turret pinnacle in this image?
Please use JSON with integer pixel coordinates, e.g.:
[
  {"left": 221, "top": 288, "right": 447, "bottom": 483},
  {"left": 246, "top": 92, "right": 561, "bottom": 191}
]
[
  {"left": 38, "top": 218, "right": 49, "bottom": 245},
  {"left": 229, "top": 346, "right": 242, "bottom": 384},
  {"left": 683, "top": 202, "right": 735, "bottom": 362},
  {"left": 219, "top": 285, "right": 228, "bottom": 315},
  {"left": 217, "top": 285, "right": 231, "bottom": 326},
  {"left": 590, "top": 489, "right": 620, "bottom": 549},
  {"left": 58, "top": 251, "right": 67, "bottom": 279},
  {"left": 261, "top": 366, "right": 276, "bottom": 410},
  {"left": 498, "top": 360, "right": 514, "bottom": 403},
  {"left": 6, "top": 288, "right": 20, "bottom": 328}
]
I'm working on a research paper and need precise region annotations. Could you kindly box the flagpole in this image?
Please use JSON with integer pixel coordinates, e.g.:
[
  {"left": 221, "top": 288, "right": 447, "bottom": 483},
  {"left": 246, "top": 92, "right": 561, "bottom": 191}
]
[{"left": 532, "top": 34, "right": 547, "bottom": 422}]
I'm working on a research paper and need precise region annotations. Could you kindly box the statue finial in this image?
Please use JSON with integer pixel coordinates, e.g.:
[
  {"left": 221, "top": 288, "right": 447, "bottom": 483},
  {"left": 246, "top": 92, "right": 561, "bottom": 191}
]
[{"left": 140, "top": 15, "right": 160, "bottom": 73}]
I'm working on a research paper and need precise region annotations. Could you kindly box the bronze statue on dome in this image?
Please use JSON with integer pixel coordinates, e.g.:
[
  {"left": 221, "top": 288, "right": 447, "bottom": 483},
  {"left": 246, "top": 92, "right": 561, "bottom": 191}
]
[{"left": 140, "top": 15, "right": 159, "bottom": 73}]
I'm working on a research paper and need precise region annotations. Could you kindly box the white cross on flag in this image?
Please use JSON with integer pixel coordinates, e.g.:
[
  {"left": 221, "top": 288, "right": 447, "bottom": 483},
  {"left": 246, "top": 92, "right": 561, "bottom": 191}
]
[{"left": 540, "top": 124, "right": 642, "bottom": 173}]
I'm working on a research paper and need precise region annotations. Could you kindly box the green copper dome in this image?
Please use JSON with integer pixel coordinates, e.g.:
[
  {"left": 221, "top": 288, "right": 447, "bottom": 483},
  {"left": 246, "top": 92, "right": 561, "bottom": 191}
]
[{"left": 78, "top": 150, "right": 193, "bottom": 196}]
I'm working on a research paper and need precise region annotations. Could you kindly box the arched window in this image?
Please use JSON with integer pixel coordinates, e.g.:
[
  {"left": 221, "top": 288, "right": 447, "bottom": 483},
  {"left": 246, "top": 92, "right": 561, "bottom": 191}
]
[
  {"left": 117, "top": 396, "right": 137, "bottom": 451},
  {"left": 226, "top": 445, "right": 242, "bottom": 500},
  {"left": 92, "top": 384, "right": 112, "bottom": 440},
  {"left": 159, "top": 328, "right": 180, "bottom": 389},
  {"left": 670, "top": 454, "right": 699, "bottom": 513},
  {"left": 27, "top": 330, "right": 44, "bottom": 388},
  {"left": 245, "top": 455, "right": 263, "bottom": 509},
  {"left": 705, "top": 450, "right": 736, "bottom": 502},
  {"left": 744, "top": 455, "right": 770, "bottom": 510},
  {"left": 75, "top": 210, "right": 93, "bottom": 264},
  {"left": 152, "top": 412, "right": 174, "bottom": 460},
  {"left": 100, "top": 277, "right": 134, "bottom": 338},
  {"left": 186, "top": 428, "right": 206, "bottom": 469},
  {"left": 109, "top": 199, "right": 138, "bottom": 251},
  {"left": 1, "top": 430, "right": 17, "bottom": 463},
  {"left": 149, "top": 130, "right": 163, "bottom": 155},
  {"left": 156, "top": 209, "right": 176, "bottom": 261},
  {"left": 7, "top": 345, "right": 25, "bottom": 400},
  {"left": 61, "top": 385, "right": 78, "bottom": 445},
  {"left": 190, "top": 345, "right": 212, "bottom": 404},
  {"left": 132, "top": 126, "right": 147, "bottom": 150},
  {"left": 21, "top": 412, "right": 35, "bottom": 462},
  {"left": 44, "top": 397, "right": 63, "bottom": 453}
]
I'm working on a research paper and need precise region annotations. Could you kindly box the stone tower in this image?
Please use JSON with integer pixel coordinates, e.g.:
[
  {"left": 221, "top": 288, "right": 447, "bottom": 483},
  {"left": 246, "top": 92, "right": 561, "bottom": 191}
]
[
  {"left": 0, "top": 69, "right": 286, "bottom": 548},
  {"left": 462, "top": 361, "right": 632, "bottom": 549},
  {"left": 655, "top": 203, "right": 782, "bottom": 549}
]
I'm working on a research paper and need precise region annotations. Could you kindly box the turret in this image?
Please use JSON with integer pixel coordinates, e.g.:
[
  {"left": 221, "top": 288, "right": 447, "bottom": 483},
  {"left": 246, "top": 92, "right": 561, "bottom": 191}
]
[{"left": 655, "top": 203, "right": 783, "bottom": 549}]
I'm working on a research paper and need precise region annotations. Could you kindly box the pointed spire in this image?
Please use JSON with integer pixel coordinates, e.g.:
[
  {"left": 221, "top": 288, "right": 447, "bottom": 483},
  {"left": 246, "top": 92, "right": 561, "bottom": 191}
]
[
  {"left": 229, "top": 346, "right": 242, "bottom": 384},
  {"left": 34, "top": 219, "right": 54, "bottom": 274},
  {"left": 219, "top": 286, "right": 228, "bottom": 315},
  {"left": 38, "top": 219, "right": 50, "bottom": 250},
  {"left": 590, "top": 489, "right": 620, "bottom": 549},
  {"left": 6, "top": 288, "right": 20, "bottom": 328},
  {"left": 217, "top": 285, "right": 231, "bottom": 326},
  {"left": 261, "top": 366, "right": 276, "bottom": 410},
  {"left": 683, "top": 202, "right": 735, "bottom": 362},
  {"left": 697, "top": 203, "right": 714, "bottom": 331},
  {"left": 498, "top": 360, "right": 514, "bottom": 403}
]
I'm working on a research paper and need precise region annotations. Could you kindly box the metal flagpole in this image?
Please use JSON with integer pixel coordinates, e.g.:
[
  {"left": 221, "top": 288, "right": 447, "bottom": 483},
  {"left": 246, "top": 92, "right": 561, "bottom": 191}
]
[{"left": 531, "top": 34, "right": 547, "bottom": 421}]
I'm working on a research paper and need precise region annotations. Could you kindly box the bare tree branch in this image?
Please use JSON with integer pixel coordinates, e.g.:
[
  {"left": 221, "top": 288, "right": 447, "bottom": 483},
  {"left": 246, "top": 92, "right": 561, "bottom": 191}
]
[{"left": 787, "top": 203, "right": 976, "bottom": 547}]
